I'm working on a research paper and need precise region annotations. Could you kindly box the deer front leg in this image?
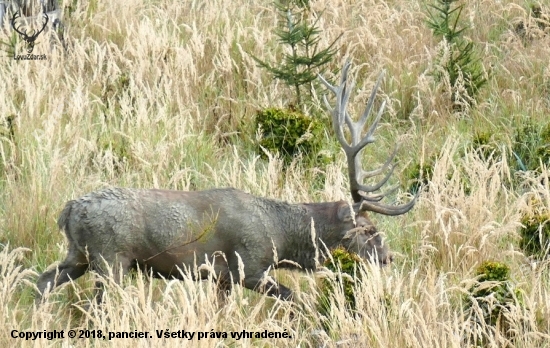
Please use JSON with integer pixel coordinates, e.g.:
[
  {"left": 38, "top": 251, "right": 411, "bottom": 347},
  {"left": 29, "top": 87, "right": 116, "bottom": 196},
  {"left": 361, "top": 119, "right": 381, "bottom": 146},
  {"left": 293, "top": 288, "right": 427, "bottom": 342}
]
[{"left": 243, "top": 270, "right": 293, "bottom": 300}]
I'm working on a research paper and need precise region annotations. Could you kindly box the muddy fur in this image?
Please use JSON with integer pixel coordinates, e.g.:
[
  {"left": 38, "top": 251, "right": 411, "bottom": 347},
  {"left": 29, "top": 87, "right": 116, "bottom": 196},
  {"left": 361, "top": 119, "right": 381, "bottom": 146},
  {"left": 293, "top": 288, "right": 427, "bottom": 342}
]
[{"left": 37, "top": 187, "right": 391, "bottom": 301}]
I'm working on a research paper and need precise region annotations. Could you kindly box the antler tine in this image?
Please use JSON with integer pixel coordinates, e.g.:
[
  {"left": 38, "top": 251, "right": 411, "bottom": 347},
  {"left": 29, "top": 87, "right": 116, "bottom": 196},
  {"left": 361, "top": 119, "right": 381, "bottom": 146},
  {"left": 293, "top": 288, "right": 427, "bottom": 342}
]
[
  {"left": 360, "top": 184, "right": 400, "bottom": 202},
  {"left": 356, "top": 161, "right": 395, "bottom": 193},
  {"left": 319, "top": 62, "right": 358, "bottom": 146},
  {"left": 11, "top": 12, "right": 27, "bottom": 37},
  {"left": 320, "top": 61, "right": 417, "bottom": 215},
  {"left": 318, "top": 72, "right": 338, "bottom": 95},
  {"left": 319, "top": 61, "right": 356, "bottom": 152},
  {"left": 357, "top": 192, "right": 419, "bottom": 216},
  {"left": 350, "top": 96, "right": 385, "bottom": 157},
  {"left": 342, "top": 63, "right": 389, "bottom": 202},
  {"left": 36, "top": 11, "right": 49, "bottom": 37},
  {"left": 355, "top": 143, "right": 399, "bottom": 194},
  {"left": 358, "top": 144, "right": 397, "bottom": 180},
  {"left": 357, "top": 70, "right": 386, "bottom": 130}
]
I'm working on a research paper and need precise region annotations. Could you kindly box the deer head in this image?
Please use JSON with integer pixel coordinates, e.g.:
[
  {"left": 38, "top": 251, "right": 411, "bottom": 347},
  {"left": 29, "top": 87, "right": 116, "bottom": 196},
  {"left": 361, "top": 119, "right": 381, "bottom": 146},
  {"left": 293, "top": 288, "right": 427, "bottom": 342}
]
[{"left": 11, "top": 10, "right": 49, "bottom": 54}]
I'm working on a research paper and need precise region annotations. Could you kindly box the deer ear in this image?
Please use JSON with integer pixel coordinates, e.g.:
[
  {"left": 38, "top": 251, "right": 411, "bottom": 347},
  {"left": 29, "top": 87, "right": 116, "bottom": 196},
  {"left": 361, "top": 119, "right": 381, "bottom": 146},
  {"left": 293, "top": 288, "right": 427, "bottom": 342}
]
[{"left": 337, "top": 203, "right": 353, "bottom": 222}]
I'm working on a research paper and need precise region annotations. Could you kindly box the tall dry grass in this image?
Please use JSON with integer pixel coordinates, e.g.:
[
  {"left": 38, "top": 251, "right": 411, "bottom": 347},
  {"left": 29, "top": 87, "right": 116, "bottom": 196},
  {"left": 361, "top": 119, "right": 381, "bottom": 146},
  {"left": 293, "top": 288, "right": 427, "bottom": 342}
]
[{"left": 1, "top": 0, "right": 549, "bottom": 346}]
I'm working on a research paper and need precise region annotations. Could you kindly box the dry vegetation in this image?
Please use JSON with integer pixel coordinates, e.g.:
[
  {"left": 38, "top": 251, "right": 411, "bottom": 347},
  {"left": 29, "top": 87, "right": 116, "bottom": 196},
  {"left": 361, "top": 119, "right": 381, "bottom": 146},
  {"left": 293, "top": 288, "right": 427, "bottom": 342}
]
[{"left": 1, "top": 0, "right": 549, "bottom": 346}]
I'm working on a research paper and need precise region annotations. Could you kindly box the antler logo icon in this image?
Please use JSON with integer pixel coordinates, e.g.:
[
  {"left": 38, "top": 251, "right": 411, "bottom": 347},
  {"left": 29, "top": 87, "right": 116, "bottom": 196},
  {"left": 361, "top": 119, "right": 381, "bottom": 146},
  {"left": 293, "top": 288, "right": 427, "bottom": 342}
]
[{"left": 11, "top": 10, "right": 49, "bottom": 54}]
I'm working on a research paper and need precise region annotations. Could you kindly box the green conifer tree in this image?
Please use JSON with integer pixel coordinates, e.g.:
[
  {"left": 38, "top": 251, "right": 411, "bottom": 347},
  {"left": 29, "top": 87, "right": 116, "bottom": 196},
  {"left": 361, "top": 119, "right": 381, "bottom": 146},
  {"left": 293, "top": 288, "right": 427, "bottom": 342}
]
[{"left": 253, "top": 0, "right": 340, "bottom": 109}]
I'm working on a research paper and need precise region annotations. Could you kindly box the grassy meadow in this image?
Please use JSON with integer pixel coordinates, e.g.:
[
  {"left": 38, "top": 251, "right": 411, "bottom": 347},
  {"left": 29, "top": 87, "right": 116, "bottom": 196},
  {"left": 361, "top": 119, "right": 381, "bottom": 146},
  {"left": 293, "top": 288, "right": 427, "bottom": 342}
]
[{"left": 1, "top": 0, "right": 550, "bottom": 346}]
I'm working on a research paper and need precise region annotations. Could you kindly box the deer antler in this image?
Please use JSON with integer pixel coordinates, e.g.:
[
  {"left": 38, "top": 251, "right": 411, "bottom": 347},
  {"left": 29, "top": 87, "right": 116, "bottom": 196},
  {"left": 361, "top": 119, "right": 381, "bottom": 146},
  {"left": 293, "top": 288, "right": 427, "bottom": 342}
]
[
  {"left": 11, "top": 12, "right": 26, "bottom": 36},
  {"left": 11, "top": 10, "right": 49, "bottom": 53},
  {"left": 319, "top": 60, "right": 418, "bottom": 215}
]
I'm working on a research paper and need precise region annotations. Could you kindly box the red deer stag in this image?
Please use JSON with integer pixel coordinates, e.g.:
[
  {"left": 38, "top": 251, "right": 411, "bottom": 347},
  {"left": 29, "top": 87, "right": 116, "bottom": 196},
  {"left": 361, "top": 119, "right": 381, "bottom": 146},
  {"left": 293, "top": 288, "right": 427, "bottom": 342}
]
[{"left": 36, "top": 61, "right": 417, "bottom": 302}]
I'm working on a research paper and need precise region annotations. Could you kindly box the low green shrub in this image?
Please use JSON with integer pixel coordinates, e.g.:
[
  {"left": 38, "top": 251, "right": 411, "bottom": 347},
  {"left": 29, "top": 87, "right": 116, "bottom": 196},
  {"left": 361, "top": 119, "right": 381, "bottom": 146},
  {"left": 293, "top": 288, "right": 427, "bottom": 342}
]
[
  {"left": 471, "top": 131, "right": 500, "bottom": 161},
  {"left": 255, "top": 107, "right": 325, "bottom": 165},
  {"left": 514, "top": 4, "right": 550, "bottom": 43},
  {"left": 102, "top": 72, "right": 132, "bottom": 113},
  {"left": 405, "top": 156, "right": 436, "bottom": 194},
  {"left": 317, "top": 247, "right": 363, "bottom": 330},
  {"left": 0, "top": 115, "right": 17, "bottom": 179},
  {"left": 465, "top": 260, "right": 524, "bottom": 342},
  {"left": 511, "top": 120, "right": 550, "bottom": 172},
  {"left": 92, "top": 131, "right": 132, "bottom": 175},
  {"left": 0, "top": 115, "right": 16, "bottom": 140},
  {"left": 320, "top": 247, "right": 362, "bottom": 308},
  {"left": 519, "top": 209, "right": 550, "bottom": 259}
]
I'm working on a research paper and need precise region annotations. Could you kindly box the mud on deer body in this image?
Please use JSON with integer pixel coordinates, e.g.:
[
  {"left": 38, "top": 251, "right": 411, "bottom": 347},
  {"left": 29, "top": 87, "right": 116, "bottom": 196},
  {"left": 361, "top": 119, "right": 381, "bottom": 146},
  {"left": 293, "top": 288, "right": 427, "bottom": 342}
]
[{"left": 36, "top": 61, "right": 418, "bottom": 302}]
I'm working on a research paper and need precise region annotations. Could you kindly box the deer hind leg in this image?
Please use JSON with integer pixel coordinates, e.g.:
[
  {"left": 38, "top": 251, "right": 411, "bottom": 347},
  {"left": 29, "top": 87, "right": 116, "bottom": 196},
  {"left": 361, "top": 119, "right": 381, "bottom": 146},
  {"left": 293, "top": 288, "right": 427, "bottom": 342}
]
[
  {"left": 36, "top": 247, "right": 89, "bottom": 302},
  {"left": 89, "top": 253, "right": 133, "bottom": 304}
]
